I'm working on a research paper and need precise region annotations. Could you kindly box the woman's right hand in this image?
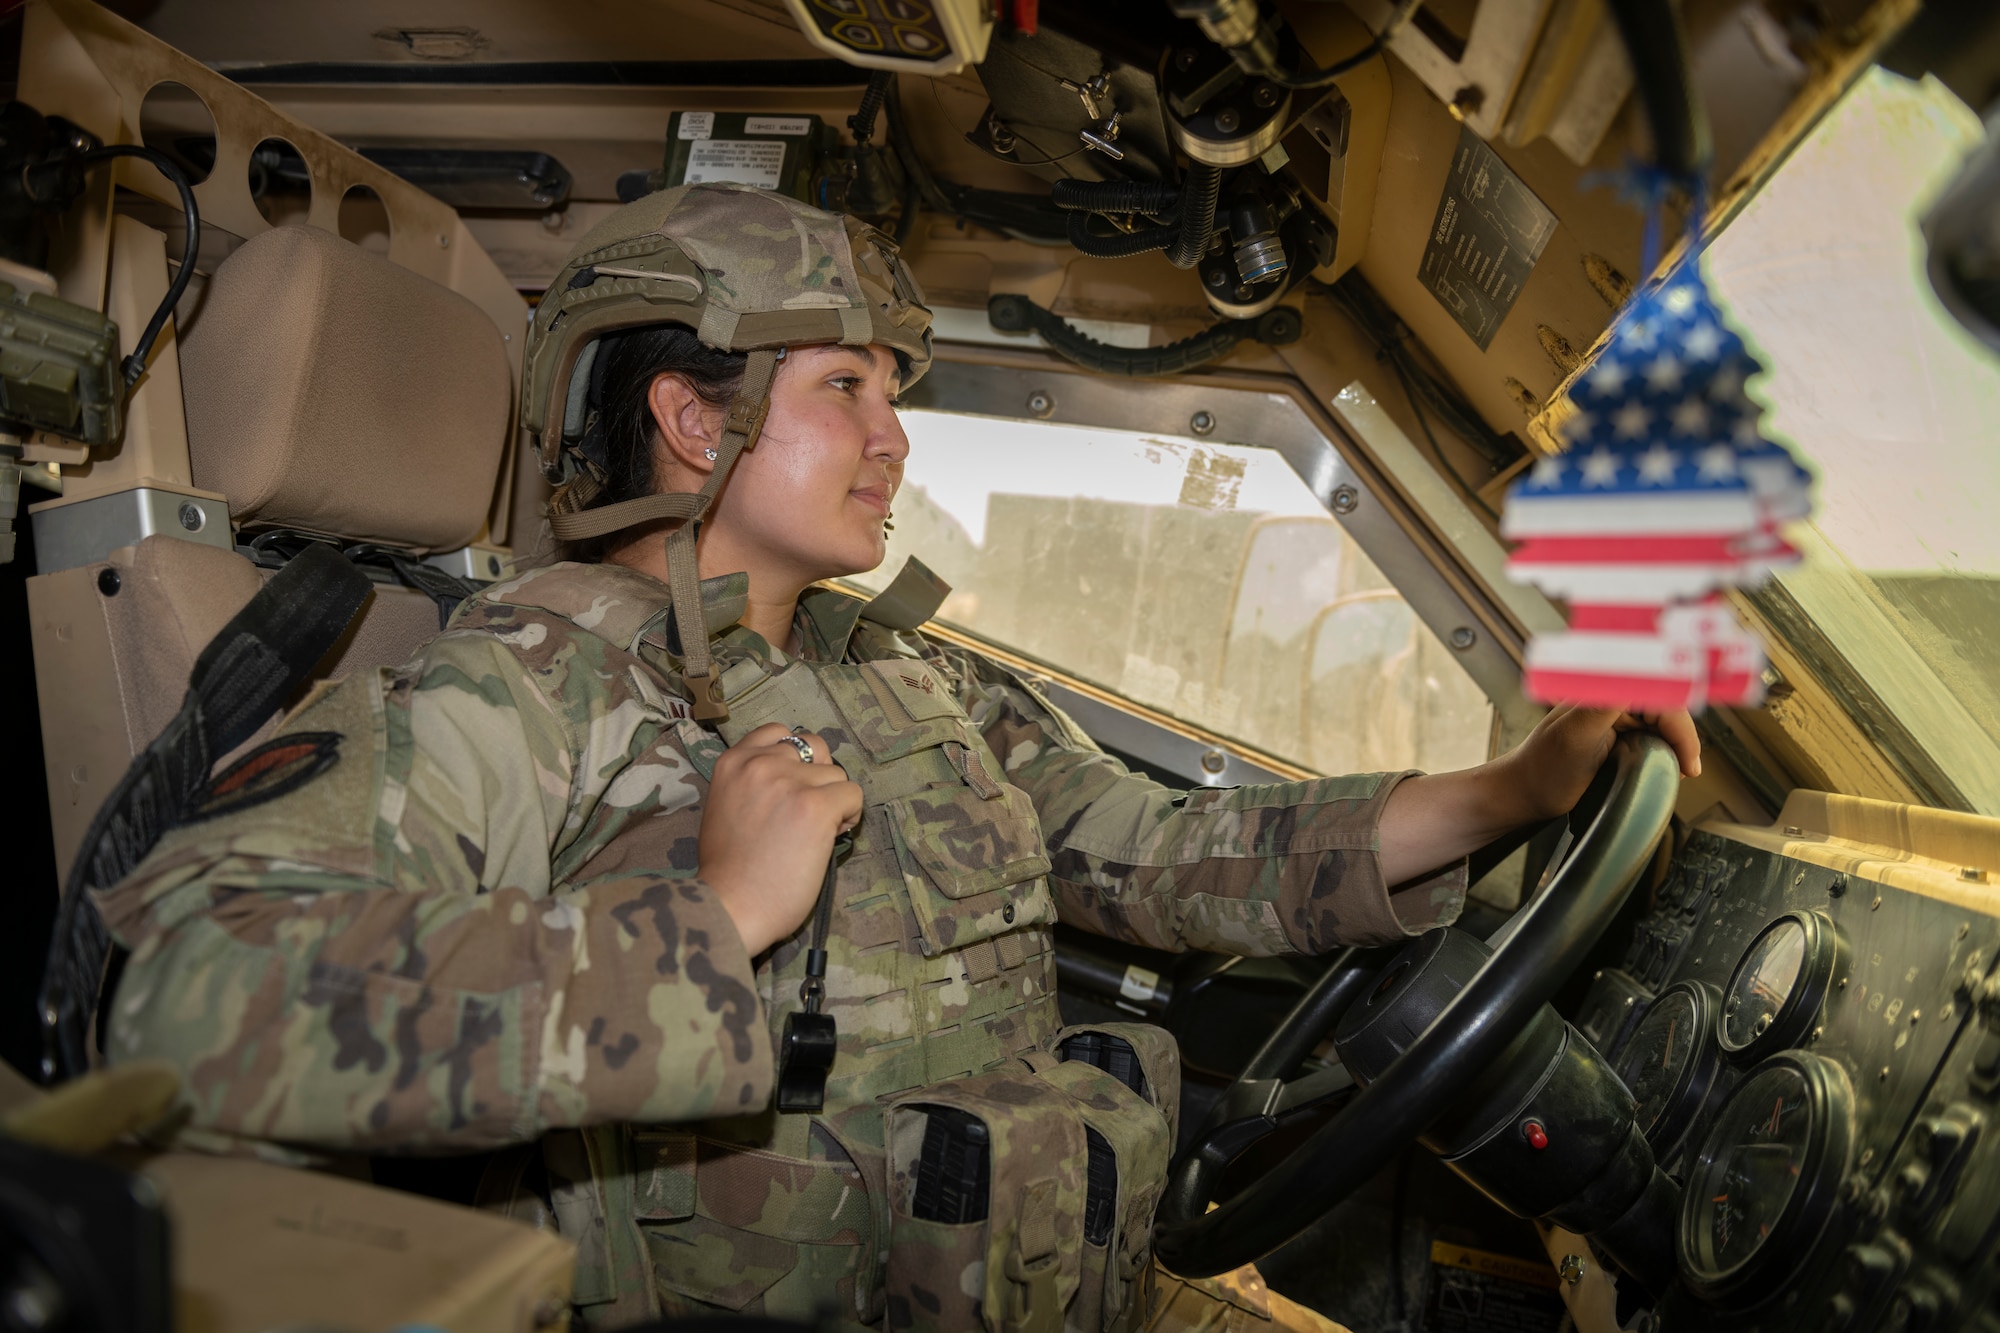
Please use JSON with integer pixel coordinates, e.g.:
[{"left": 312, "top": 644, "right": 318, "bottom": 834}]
[{"left": 699, "top": 723, "right": 863, "bottom": 956}]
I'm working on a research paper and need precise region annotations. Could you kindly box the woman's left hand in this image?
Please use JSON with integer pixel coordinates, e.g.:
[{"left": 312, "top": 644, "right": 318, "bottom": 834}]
[{"left": 1501, "top": 705, "right": 1702, "bottom": 824}]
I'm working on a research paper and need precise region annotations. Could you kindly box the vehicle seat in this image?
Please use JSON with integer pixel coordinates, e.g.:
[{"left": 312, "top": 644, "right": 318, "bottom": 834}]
[{"left": 84, "top": 223, "right": 512, "bottom": 762}]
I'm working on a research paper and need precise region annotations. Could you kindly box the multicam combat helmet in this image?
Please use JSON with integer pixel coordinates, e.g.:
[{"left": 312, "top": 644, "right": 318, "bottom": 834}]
[{"left": 520, "top": 182, "right": 934, "bottom": 718}]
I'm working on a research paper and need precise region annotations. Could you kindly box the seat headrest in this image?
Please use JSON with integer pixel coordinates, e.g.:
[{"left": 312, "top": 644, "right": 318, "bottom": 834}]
[{"left": 181, "top": 225, "right": 511, "bottom": 552}]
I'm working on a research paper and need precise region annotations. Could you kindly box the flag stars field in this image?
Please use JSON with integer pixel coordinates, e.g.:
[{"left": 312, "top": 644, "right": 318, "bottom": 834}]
[{"left": 1502, "top": 263, "right": 1813, "bottom": 713}]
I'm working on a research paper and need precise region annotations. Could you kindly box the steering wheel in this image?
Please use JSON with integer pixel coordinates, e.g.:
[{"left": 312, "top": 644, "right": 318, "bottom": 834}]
[{"left": 1153, "top": 734, "right": 1681, "bottom": 1277}]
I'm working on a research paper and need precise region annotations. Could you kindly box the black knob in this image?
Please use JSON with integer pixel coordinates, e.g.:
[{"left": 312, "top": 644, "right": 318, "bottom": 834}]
[
  {"left": 1889, "top": 1283, "right": 1946, "bottom": 1333},
  {"left": 1844, "top": 1242, "right": 1899, "bottom": 1294},
  {"left": 1916, "top": 1115, "right": 1965, "bottom": 1160}
]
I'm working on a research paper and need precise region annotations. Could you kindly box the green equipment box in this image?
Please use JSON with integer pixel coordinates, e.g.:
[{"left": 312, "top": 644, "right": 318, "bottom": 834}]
[
  {"left": 662, "top": 111, "right": 831, "bottom": 204},
  {"left": 0, "top": 281, "right": 121, "bottom": 447}
]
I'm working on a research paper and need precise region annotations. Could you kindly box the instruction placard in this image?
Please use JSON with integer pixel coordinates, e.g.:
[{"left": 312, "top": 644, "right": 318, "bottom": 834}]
[
  {"left": 1424, "top": 1241, "right": 1566, "bottom": 1332},
  {"left": 1418, "top": 126, "right": 1557, "bottom": 350},
  {"left": 684, "top": 140, "right": 787, "bottom": 190}
]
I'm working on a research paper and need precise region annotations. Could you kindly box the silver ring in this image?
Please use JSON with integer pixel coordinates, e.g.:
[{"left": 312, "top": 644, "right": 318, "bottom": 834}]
[{"left": 781, "top": 734, "right": 814, "bottom": 764}]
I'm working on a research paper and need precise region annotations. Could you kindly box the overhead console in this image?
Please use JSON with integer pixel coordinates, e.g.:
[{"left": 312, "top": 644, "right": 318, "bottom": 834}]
[{"left": 1569, "top": 795, "right": 2000, "bottom": 1331}]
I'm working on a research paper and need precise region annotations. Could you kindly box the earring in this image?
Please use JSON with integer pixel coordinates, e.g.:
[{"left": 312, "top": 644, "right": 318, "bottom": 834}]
[
  {"left": 884, "top": 509, "right": 895, "bottom": 533},
  {"left": 703, "top": 448, "right": 718, "bottom": 461}
]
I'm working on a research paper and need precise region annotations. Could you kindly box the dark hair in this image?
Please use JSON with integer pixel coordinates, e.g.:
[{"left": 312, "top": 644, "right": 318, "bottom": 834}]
[{"left": 562, "top": 323, "right": 746, "bottom": 563}]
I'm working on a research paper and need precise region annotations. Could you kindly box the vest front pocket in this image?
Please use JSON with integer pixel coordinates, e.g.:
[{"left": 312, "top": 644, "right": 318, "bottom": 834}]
[
  {"left": 888, "top": 782, "right": 1056, "bottom": 957},
  {"left": 883, "top": 1068, "right": 1087, "bottom": 1333},
  {"left": 641, "top": 1134, "right": 872, "bottom": 1318},
  {"left": 649, "top": 1215, "right": 798, "bottom": 1313}
]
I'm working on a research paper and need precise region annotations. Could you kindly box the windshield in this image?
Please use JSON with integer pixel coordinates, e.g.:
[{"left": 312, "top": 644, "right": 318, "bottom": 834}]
[
  {"left": 1703, "top": 66, "right": 2000, "bottom": 814},
  {"left": 853, "top": 413, "right": 1495, "bottom": 779}
]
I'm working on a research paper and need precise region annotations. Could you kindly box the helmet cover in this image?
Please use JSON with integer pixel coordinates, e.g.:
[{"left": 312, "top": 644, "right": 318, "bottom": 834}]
[{"left": 523, "top": 182, "right": 933, "bottom": 485}]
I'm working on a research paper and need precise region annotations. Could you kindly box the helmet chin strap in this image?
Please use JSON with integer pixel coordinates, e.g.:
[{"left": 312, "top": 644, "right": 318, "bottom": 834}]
[{"left": 546, "top": 346, "right": 783, "bottom": 721}]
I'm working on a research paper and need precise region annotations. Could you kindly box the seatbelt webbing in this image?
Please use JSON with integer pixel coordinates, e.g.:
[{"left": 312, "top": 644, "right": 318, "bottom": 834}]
[{"left": 37, "top": 543, "right": 371, "bottom": 1082}]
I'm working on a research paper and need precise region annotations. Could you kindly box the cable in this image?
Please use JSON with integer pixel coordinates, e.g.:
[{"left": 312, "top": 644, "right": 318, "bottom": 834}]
[
  {"left": 885, "top": 77, "right": 1069, "bottom": 242},
  {"left": 924, "top": 73, "right": 1096, "bottom": 170},
  {"left": 1264, "top": 0, "right": 1423, "bottom": 89},
  {"left": 988, "top": 292, "right": 1301, "bottom": 376},
  {"left": 1390, "top": 345, "right": 1499, "bottom": 520},
  {"left": 1051, "top": 178, "right": 1181, "bottom": 215},
  {"left": 46, "top": 145, "right": 201, "bottom": 388},
  {"left": 1067, "top": 212, "right": 1177, "bottom": 257},
  {"left": 1318, "top": 274, "right": 1512, "bottom": 519},
  {"left": 1165, "top": 163, "right": 1221, "bottom": 270},
  {"left": 893, "top": 169, "right": 920, "bottom": 247},
  {"left": 1603, "top": 0, "right": 1710, "bottom": 181},
  {"left": 849, "top": 69, "right": 893, "bottom": 144}
]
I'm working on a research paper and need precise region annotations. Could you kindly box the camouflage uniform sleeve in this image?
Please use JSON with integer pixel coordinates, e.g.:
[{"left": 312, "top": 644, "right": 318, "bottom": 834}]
[
  {"left": 944, "top": 646, "right": 1466, "bottom": 955},
  {"left": 92, "top": 626, "right": 770, "bottom": 1152}
]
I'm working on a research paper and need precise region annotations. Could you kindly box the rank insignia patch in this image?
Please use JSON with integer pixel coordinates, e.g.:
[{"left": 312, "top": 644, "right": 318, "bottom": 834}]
[{"left": 192, "top": 732, "right": 343, "bottom": 822}]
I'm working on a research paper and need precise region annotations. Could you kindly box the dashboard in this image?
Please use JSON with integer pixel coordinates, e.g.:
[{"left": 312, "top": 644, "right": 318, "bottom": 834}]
[{"left": 1572, "top": 827, "right": 2000, "bottom": 1332}]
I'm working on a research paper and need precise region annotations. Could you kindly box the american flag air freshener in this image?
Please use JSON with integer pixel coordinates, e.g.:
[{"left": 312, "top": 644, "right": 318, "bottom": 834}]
[{"left": 1503, "top": 269, "right": 1813, "bottom": 713}]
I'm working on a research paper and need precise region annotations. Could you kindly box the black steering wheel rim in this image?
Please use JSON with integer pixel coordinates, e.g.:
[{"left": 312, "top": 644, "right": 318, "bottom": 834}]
[{"left": 1154, "top": 734, "right": 1681, "bottom": 1277}]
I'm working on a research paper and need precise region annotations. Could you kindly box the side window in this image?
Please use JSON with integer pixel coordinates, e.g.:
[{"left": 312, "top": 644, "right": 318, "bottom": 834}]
[{"left": 856, "top": 412, "right": 1494, "bottom": 777}]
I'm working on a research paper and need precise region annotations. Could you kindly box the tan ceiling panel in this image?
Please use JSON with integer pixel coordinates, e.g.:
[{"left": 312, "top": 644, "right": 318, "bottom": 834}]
[
  {"left": 1353, "top": 57, "right": 1668, "bottom": 442},
  {"left": 139, "top": 0, "right": 821, "bottom": 67}
]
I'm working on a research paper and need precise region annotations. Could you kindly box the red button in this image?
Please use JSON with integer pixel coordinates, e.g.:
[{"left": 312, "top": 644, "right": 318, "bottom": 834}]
[{"left": 1524, "top": 1120, "right": 1549, "bottom": 1150}]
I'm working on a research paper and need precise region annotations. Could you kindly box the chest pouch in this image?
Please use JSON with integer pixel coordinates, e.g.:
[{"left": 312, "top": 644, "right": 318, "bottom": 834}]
[
  {"left": 1037, "top": 1025, "right": 1185, "bottom": 1333},
  {"left": 881, "top": 1026, "right": 1184, "bottom": 1333},
  {"left": 815, "top": 659, "right": 1059, "bottom": 957},
  {"left": 882, "top": 1066, "right": 1085, "bottom": 1333}
]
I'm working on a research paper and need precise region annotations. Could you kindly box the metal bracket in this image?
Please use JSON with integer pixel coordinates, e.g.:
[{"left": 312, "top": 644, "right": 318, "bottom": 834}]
[
  {"left": 28, "top": 485, "right": 231, "bottom": 573},
  {"left": 425, "top": 544, "right": 513, "bottom": 584}
]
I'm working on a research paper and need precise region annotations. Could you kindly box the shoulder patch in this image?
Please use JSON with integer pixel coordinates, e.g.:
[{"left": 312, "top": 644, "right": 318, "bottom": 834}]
[{"left": 191, "top": 732, "right": 343, "bottom": 822}]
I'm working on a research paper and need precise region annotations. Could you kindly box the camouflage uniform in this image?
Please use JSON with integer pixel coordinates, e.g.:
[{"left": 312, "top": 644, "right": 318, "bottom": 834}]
[
  {"left": 93, "top": 183, "right": 1465, "bottom": 1332},
  {"left": 95, "top": 557, "right": 1463, "bottom": 1331}
]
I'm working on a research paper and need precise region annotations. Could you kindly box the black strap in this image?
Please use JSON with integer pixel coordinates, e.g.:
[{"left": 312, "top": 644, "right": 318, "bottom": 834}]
[
  {"left": 37, "top": 544, "right": 372, "bottom": 1082},
  {"left": 799, "top": 843, "right": 844, "bottom": 1015},
  {"left": 343, "top": 543, "right": 478, "bottom": 630}
]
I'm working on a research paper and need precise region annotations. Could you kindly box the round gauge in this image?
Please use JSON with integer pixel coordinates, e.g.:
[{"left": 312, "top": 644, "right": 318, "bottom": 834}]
[
  {"left": 1718, "top": 911, "right": 1841, "bottom": 1062},
  {"left": 1613, "top": 980, "right": 1723, "bottom": 1153},
  {"left": 1678, "top": 1053, "right": 1854, "bottom": 1304}
]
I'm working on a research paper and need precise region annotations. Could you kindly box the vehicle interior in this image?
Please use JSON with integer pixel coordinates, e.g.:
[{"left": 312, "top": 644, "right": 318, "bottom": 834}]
[{"left": 2, "top": 0, "right": 1999, "bottom": 1329}]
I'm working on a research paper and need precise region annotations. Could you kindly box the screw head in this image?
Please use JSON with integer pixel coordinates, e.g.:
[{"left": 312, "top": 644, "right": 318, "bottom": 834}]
[
  {"left": 437, "top": 232, "right": 451, "bottom": 248},
  {"left": 1214, "top": 108, "right": 1241, "bottom": 133},
  {"left": 1252, "top": 84, "right": 1279, "bottom": 108},
  {"left": 177, "top": 501, "right": 204, "bottom": 531},
  {"left": 1330, "top": 484, "right": 1359, "bottom": 514},
  {"left": 1200, "top": 748, "right": 1228, "bottom": 775},
  {"left": 1026, "top": 389, "right": 1054, "bottom": 418},
  {"left": 1175, "top": 48, "right": 1197, "bottom": 71},
  {"left": 1449, "top": 626, "right": 1476, "bottom": 651},
  {"left": 1190, "top": 410, "right": 1216, "bottom": 435}
]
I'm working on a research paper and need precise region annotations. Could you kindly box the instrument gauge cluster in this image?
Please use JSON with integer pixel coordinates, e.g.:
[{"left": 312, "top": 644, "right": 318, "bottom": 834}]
[
  {"left": 1586, "top": 830, "right": 2000, "bottom": 1328},
  {"left": 1611, "top": 979, "right": 1723, "bottom": 1157},
  {"left": 1718, "top": 910, "right": 1842, "bottom": 1061},
  {"left": 1678, "top": 1053, "right": 1856, "bottom": 1303}
]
